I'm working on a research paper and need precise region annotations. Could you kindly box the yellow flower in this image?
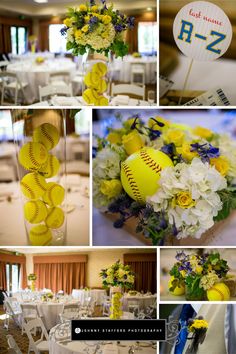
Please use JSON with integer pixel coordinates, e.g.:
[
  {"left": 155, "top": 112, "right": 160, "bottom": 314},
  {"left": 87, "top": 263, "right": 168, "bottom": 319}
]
[
  {"left": 102, "top": 15, "right": 112, "bottom": 24},
  {"left": 210, "top": 156, "right": 229, "bottom": 177},
  {"left": 84, "top": 15, "right": 90, "bottom": 23},
  {"left": 180, "top": 270, "right": 186, "bottom": 278},
  {"left": 189, "top": 319, "right": 209, "bottom": 332},
  {"left": 91, "top": 5, "right": 98, "bottom": 12},
  {"left": 79, "top": 4, "right": 87, "bottom": 12},
  {"left": 122, "top": 131, "right": 144, "bottom": 155},
  {"left": 195, "top": 266, "right": 203, "bottom": 274},
  {"left": 74, "top": 29, "right": 83, "bottom": 39},
  {"left": 123, "top": 117, "right": 141, "bottom": 130},
  {"left": 107, "top": 132, "right": 122, "bottom": 145},
  {"left": 101, "top": 31, "right": 109, "bottom": 39},
  {"left": 82, "top": 24, "right": 89, "bottom": 33},
  {"left": 63, "top": 18, "right": 73, "bottom": 27},
  {"left": 148, "top": 116, "right": 170, "bottom": 132},
  {"left": 100, "top": 179, "right": 122, "bottom": 199},
  {"left": 178, "top": 142, "right": 198, "bottom": 161},
  {"left": 165, "top": 129, "right": 185, "bottom": 147},
  {"left": 173, "top": 191, "right": 196, "bottom": 209},
  {"left": 192, "top": 126, "right": 213, "bottom": 140}
]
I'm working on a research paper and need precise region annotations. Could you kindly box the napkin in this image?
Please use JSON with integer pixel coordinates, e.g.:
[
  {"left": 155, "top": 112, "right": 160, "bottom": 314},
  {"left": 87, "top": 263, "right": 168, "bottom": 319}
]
[
  {"left": 51, "top": 96, "right": 79, "bottom": 106},
  {"left": 102, "top": 344, "right": 119, "bottom": 354},
  {"left": 114, "top": 95, "right": 130, "bottom": 105}
]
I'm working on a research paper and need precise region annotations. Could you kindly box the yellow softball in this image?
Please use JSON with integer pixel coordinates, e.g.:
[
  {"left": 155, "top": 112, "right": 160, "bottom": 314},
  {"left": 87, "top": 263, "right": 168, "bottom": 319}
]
[
  {"left": 43, "top": 182, "right": 65, "bottom": 206},
  {"left": 39, "top": 154, "right": 60, "bottom": 178},
  {"left": 84, "top": 72, "right": 100, "bottom": 88},
  {"left": 45, "top": 206, "right": 65, "bottom": 229},
  {"left": 96, "top": 96, "right": 109, "bottom": 106},
  {"left": 29, "top": 224, "right": 52, "bottom": 246},
  {"left": 20, "top": 173, "right": 47, "bottom": 200},
  {"left": 92, "top": 62, "right": 107, "bottom": 77},
  {"left": 120, "top": 148, "right": 174, "bottom": 203},
  {"left": 168, "top": 276, "right": 185, "bottom": 296},
  {"left": 96, "top": 79, "right": 107, "bottom": 93},
  {"left": 33, "top": 123, "right": 60, "bottom": 150},
  {"left": 24, "top": 200, "right": 48, "bottom": 224},
  {"left": 19, "top": 142, "right": 48, "bottom": 171},
  {"left": 82, "top": 88, "right": 99, "bottom": 105},
  {"left": 207, "top": 283, "right": 230, "bottom": 301}
]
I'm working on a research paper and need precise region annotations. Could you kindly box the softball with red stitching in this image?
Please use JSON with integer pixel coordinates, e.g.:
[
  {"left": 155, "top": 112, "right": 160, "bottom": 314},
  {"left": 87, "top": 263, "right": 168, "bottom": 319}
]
[
  {"left": 121, "top": 148, "right": 173, "bottom": 203},
  {"left": 20, "top": 172, "right": 47, "bottom": 200},
  {"left": 19, "top": 142, "right": 48, "bottom": 171},
  {"left": 33, "top": 123, "right": 60, "bottom": 151}
]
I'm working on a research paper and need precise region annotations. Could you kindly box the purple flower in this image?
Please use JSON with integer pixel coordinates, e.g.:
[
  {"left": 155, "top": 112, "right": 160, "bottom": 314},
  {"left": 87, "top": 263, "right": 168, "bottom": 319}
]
[
  {"left": 176, "top": 251, "right": 187, "bottom": 262},
  {"left": 127, "top": 16, "right": 135, "bottom": 29},
  {"left": 89, "top": 16, "right": 99, "bottom": 25},
  {"left": 190, "top": 143, "right": 220, "bottom": 162},
  {"left": 161, "top": 143, "right": 175, "bottom": 156},
  {"left": 60, "top": 27, "right": 68, "bottom": 36},
  {"left": 114, "top": 24, "right": 124, "bottom": 32}
]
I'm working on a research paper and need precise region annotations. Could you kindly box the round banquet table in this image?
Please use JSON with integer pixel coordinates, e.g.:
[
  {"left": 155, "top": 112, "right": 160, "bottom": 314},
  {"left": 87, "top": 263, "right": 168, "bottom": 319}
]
[
  {"left": 71, "top": 289, "right": 106, "bottom": 305},
  {"left": 49, "top": 316, "right": 156, "bottom": 354},
  {"left": 114, "top": 55, "right": 157, "bottom": 84},
  {"left": 11, "top": 52, "right": 55, "bottom": 62},
  {"left": 0, "top": 176, "right": 89, "bottom": 246},
  {"left": 123, "top": 294, "right": 157, "bottom": 311},
  {"left": 7, "top": 58, "right": 76, "bottom": 103}
]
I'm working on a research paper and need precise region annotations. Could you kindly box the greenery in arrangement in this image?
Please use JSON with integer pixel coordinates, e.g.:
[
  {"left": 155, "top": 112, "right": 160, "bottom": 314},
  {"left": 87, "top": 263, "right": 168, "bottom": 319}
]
[
  {"left": 99, "top": 260, "right": 135, "bottom": 289},
  {"left": 27, "top": 273, "right": 37, "bottom": 281},
  {"left": 169, "top": 251, "right": 229, "bottom": 299},
  {"left": 61, "top": 0, "right": 134, "bottom": 57},
  {"left": 93, "top": 114, "right": 236, "bottom": 245}
]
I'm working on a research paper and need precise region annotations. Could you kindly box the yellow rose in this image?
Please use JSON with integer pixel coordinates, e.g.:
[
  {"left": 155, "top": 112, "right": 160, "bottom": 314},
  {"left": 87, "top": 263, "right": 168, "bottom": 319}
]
[
  {"left": 101, "top": 31, "right": 109, "bottom": 39},
  {"left": 74, "top": 29, "right": 83, "bottom": 39},
  {"left": 165, "top": 129, "right": 185, "bottom": 147},
  {"left": 189, "top": 319, "right": 209, "bottom": 332},
  {"left": 210, "top": 156, "right": 229, "bottom": 176},
  {"left": 178, "top": 142, "right": 198, "bottom": 161},
  {"left": 180, "top": 270, "right": 186, "bottom": 278},
  {"left": 79, "top": 4, "right": 87, "bottom": 12},
  {"left": 102, "top": 15, "right": 112, "bottom": 24},
  {"left": 173, "top": 191, "right": 196, "bottom": 209},
  {"left": 91, "top": 5, "right": 98, "bottom": 12},
  {"left": 100, "top": 179, "right": 122, "bottom": 199},
  {"left": 63, "top": 18, "right": 73, "bottom": 27},
  {"left": 123, "top": 117, "right": 141, "bottom": 130},
  {"left": 107, "top": 132, "right": 122, "bottom": 145},
  {"left": 122, "top": 131, "right": 144, "bottom": 155},
  {"left": 82, "top": 25, "right": 89, "bottom": 33},
  {"left": 192, "top": 126, "right": 213, "bottom": 140},
  {"left": 84, "top": 15, "right": 90, "bottom": 23},
  {"left": 195, "top": 266, "right": 203, "bottom": 274},
  {"left": 148, "top": 116, "right": 170, "bottom": 131}
]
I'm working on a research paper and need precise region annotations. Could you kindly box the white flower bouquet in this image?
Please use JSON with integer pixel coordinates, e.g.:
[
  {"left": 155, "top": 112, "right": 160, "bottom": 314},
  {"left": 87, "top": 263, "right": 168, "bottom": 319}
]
[{"left": 93, "top": 114, "right": 236, "bottom": 245}]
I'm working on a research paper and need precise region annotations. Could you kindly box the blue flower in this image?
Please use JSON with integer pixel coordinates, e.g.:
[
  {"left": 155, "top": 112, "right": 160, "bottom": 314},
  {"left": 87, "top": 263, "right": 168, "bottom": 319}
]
[
  {"left": 60, "top": 27, "right": 68, "bottom": 36},
  {"left": 89, "top": 16, "right": 99, "bottom": 25},
  {"left": 114, "top": 24, "right": 124, "bottom": 32},
  {"left": 176, "top": 251, "right": 187, "bottom": 261},
  {"left": 190, "top": 143, "right": 220, "bottom": 162},
  {"left": 161, "top": 143, "right": 175, "bottom": 156},
  {"left": 127, "top": 16, "right": 135, "bottom": 29}
]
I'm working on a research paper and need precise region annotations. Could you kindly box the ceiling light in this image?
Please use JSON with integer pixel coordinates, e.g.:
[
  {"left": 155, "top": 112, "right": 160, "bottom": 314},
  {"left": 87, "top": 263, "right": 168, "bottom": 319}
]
[
  {"left": 34, "top": 0, "right": 48, "bottom": 3},
  {"left": 147, "top": 7, "right": 152, "bottom": 11}
]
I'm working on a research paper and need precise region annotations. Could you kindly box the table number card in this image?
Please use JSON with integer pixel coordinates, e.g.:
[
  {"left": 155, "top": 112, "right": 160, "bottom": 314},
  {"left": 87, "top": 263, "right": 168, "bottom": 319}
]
[{"left": 173, "top": 1, "right": 232, "bottom": 61}]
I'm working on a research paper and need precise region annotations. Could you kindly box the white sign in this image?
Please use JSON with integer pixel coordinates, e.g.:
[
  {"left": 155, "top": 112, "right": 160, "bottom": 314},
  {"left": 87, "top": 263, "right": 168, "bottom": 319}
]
[{"left": 173, "top": 1, "right": 232, "bottom": 61}]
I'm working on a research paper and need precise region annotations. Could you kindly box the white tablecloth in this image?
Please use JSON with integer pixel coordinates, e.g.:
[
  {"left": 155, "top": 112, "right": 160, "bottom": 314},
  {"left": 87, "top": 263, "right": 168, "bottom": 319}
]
[
  {"left": 169, "top": 54, "right": 236, "bottom": 105},
  {"left": 0, "top": 176, "right": 89, "bottom": 246},
  {"left": 114, "top": 56, "right": 157, "bottom": 84},
  {"left": 7, "top": 58, "right": 76, "bottom": 103},
  {"left": 71, "top": 289, "right": 106, "bottom": 305},
  {"left": 123, "top": 294, "right": 156, "bottom": 311},
  {"left": 11, "top": 52, "right": 55, "bottom": 62}
]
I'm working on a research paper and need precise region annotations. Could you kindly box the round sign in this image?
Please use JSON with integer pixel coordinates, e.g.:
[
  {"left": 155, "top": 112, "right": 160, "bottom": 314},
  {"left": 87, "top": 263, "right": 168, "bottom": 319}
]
[{"left": 173, "top": 1, "right": 232, "bottom": 61}]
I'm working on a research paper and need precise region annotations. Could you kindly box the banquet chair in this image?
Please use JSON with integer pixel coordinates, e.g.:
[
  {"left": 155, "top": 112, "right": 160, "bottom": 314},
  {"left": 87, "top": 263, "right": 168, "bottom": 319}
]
[
  {"left": 6, "top": 334, "right": 23, "bottom": 354},
  {"left": 111, "top": 83, "right": 146, "bottom": 100},
  {"left": 102, "top": 295, "right": 111, "bottom": 317},
  {"left": 80, "top": 297, "right": 95, "bottom": 318},
  {"left": 0, "top": 72, "right": 28, "bottom": 105},
  {"left": 39, "top": 84, "right": 72, "bottom": 101},
  {"left": 0, "top": 60, "right": 9, "bottom": 71},
  {"left": 24, "top": 318, "right": 49, "bottom": 354},
  {"left": 20, "top": 304, "right": 42, "bottom": 335},
  {"left": 4, "top": 298, "right": 22, "bottom": 330},
  {"left": 127, "top": 299, "right": 140, "bottom": 318},
  {"left": 49, "top": 71, "right": 70, "bottom": 87},
  {"left": 130, "top": 63, "right": 145, "bottom": 86},
  {"left": 59, "top": 303, "right": 81, "bottom": 322}
]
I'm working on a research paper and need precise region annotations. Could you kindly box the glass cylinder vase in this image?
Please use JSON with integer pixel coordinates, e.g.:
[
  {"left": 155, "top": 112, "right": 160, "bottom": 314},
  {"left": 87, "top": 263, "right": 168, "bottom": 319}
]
[
  {"left": 11, "top": 109, "right": 67, "bottom": 246},
  {"left": 109, "top": 286, "right": 124, "bottom": 319},
  {"left": 82, "top": 50, "right": 111, "bottom": 105}
]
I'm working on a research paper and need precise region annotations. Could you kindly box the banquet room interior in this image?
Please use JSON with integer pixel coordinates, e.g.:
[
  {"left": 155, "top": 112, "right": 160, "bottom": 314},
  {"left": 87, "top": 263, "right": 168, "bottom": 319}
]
[
  {"left": 159, "top": 0, "right": 236, "bottom": 105},
  {"left": 0, "top": 0, "right": 157, "bottom": 107},
  {"left": 0, "top": 247, "right": 157, "bottom": 354},
  {"left": 0, "top": 108, "right": 90, "bottom": 246}
]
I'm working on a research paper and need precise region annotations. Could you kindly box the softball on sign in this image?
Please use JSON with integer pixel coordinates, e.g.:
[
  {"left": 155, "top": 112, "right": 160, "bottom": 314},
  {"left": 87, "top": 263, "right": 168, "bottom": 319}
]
[{"left": 120, "top": 148, "right": 173, "bottom": 203}]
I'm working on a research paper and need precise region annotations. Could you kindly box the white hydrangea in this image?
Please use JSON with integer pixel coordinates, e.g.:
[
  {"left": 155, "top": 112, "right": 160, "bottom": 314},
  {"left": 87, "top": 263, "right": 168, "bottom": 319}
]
[
  {"left": 217, "top": 134, "right": 236, "bottom": 179},
  {"left": 148, "top": 158, "right": 227, "bottom": 239},
  {"left": 66, "top": 27, "right": 75, "bottom": 43},
  {"left": 75, "top": 23, "right": 115, "bottom": 50}
]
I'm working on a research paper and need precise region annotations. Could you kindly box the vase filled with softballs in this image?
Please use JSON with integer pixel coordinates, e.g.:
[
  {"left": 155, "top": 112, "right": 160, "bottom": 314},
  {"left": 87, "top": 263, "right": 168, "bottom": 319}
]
[{"left": 11, "top": 109, "right": 67, "bottom": 246}]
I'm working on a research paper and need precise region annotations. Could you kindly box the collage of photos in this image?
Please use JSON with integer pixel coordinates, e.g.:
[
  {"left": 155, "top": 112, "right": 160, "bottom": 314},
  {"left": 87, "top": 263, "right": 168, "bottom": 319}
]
[{"left": 0, "top": 0, "right": 236, "bottom": 354}]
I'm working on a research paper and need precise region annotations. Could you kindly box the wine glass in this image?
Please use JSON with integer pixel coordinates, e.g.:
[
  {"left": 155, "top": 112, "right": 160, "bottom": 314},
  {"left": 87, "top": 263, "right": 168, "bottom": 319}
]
[{"left": 147, "top": 90, "right": 155, "bottom": 105}]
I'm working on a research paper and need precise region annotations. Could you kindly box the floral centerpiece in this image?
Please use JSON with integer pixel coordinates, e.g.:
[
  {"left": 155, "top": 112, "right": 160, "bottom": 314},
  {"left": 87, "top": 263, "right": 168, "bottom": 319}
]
[
  {"left": 93, "top": 114, "right": 236, "bottom": 245},
  {"left": 169, "top": 251, "right": 230, "bottom": 301},
  {"left": 35, "top": 57, "right": 45, "bottom": 64},
  {"left": 61, "top": 0, "right": 134, "bottom": 57},
  {"left": 132, "top": 52, "right": 142, "bottom": 58},
  {"left": 28, "top": 35, "right": 37, "bottom": 53},
  {"left": 187, "top": 317, "right": 209, "bottom": 354},
  {"left": 99, "top": 260, "right": 135, "bottom": 290},
  {"left": 28, "top": 273, "right": 37, "bottom": 291},
  {"left": 41, "top": 292, "right": 54, "bottom": 302}
]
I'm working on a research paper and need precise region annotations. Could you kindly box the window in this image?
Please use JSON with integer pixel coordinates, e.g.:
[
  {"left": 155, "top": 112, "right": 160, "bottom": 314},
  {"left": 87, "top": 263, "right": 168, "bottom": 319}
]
[
  {"left": 75, "top": 110, "right": 90, "bottom": 135},
  {"left": 49, "top": 24, "right": 67, "bottom": 53},
  {"left": 6, "top": 263, "right": 20, "bottom": 293},
  {"left": 0, "top": 110, "right": 13, "bottom": 141},
  {"left": 10, "top": 26, "right": 27, "bottom": 55},
  {"left": 138, "top": 22, "right": 157, "bottom": 55}
]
